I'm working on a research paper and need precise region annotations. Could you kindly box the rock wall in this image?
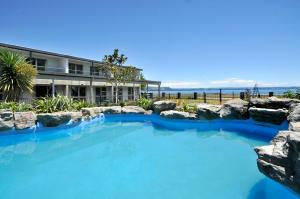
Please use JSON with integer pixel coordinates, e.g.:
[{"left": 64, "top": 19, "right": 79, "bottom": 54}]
[
  {"left": 0, "top": 106, "right": 150, "bottom": 130},
  {"left": 254, "top": 102, "right": 300, "bottom": 194}
]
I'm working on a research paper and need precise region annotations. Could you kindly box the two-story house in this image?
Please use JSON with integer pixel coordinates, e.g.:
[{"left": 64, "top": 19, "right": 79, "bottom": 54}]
[{"left": 0, "top": 43, "right": 161, "bottom": 104}]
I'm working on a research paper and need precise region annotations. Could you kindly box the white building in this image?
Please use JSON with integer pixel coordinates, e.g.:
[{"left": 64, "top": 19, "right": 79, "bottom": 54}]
[{"left": 0, "top": 43, "right": 161, "bottom": 104}]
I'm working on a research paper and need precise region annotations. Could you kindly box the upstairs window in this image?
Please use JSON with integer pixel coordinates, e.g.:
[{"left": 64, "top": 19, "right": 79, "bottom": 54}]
[
  {"left": 90, "top": 66, "right": 101, "bottom": 76},
  {"left": 69, "top": 63, "right": 83, "bottom": 74},
  {"left": 27, "top": 58, "right": 46, "bottom": 71}
]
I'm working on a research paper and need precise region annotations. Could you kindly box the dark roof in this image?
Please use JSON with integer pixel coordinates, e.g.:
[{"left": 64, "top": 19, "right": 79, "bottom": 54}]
[{"left": 0, "top": 42, "right": 142, "bottom": 70}]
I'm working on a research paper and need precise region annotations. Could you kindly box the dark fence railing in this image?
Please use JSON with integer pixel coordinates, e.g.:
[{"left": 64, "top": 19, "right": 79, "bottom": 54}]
[{"left": 143, "top": 91, "right": 283, "bottom": 104}]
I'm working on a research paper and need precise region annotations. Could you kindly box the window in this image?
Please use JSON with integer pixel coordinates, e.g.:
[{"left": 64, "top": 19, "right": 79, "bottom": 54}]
[
  {"left": 90, "top": 66, "right": 102, "bottom": 76},
  {"left": 69, "top": 63, "right": 83, "bottom": 74},
  {"left": 128, "top": 87, "right": 134, "bottom": 100},
  {"left": 113, "top": 87, "right": 123, "bottom": 101},
  {"left": 95, "top": 87, "right": 107, "bottom": 104},
  {"left": 71, "top": 86, "right": 86, "bottom": 100},
  {"left": 26, "top": 58, "right": 46, "bottom": 71}
]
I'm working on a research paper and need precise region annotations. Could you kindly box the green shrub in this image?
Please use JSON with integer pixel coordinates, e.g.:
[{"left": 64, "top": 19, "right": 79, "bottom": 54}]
[
  {"left": 14, "top": 103, "right": 33, "bottom": 112},
  {"left": 0, "top": 102, "right": 33, "bottom": 112},
  {"left": 178, "top": 103, "right": 196, "bottom": 113},
  {"left": 137, "top": 97, "right": 152, "bottom": 110},
  {"left": 34, "top": 95, "right": 93, "bottom": 113},
  {"left": 283, "top": 89, "right": 300, "bottom": 99},
  {"left": 119, "top": 101, "right": 126, "bottom": 107},
  {"left": 72, "top": 100, "right": 93, "bottom": 111},
  {"left": 34, "top": 95, "right": 70, "bottom": 113}
]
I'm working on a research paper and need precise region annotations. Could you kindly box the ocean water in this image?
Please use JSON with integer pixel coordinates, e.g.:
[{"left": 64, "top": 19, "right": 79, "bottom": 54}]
[
  {"left": 0, "top": 115, "right": 298, "bottom": 199},
  {"left": 152, "top": 87, "right": 300, "bottom": 95}
]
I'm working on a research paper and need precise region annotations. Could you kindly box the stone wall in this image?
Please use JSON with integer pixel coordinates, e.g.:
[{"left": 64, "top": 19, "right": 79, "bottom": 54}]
[
  {"left": 254, "top": 101, "right": 300, "bottom": 194},
  {"left": 0, "top": 106, "right": 150, "bottom": 130}
]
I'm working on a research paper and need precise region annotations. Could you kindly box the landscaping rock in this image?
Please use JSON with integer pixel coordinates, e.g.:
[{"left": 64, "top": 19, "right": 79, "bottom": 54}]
[
  {"left": 70, "top": 111, "right": 82, "bottom": 123},
  {"left": 220, "top": 99, "right": 249, "bottom": 120},
  {"left": 121, "top": 106, "right": 146, "bottom": 114},
  {"left": 81, "top": 107, "right": 102, "bottom": 118},
  {"left": 100, "top": 106, "right": 122, "bottom": 114},
  {"left": 13, "top": 111, "right": 36, "bottom": 130},
  {"left": 255, "top": 130, "right": 300, "bottom": 194},
  {"left": 288, "top": 103, "right": 300, "bottom": 122},
  {"left": 145, "top": 110, "right": 153, "bottom": 115},
  {"left": 289, "top": 122, "right": 300, "bottom": 132},
  {"left": 250, "top": 97, "right": 300, "bottom": 109},
  {"left": 160, "top": 110, "right": 197, "bottom": 120},
  {"left": 152, "top": 101, "right": 176, "bottom": 113},
  {"left": 0, "top": 110, "right": 14, "bottom": 131},
  {"left": 196, "top": 104, "right": 221, "bottom": 120},
  {"left": 37, "top": 112, "right": 72, "bottom": 127},
  {"left": 249, "top": 107, "right": 288, "bottom": 125}
]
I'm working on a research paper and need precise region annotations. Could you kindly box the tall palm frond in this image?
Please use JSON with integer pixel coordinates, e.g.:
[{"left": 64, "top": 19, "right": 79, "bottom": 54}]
[{"left": 0, "top": 49, "right": 37, "bottom": 101}]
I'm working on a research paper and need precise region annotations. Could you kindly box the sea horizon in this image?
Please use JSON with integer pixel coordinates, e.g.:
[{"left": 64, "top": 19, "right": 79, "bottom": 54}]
[{"left": 149, "top": 86, "right": 300, "bottom": 95}]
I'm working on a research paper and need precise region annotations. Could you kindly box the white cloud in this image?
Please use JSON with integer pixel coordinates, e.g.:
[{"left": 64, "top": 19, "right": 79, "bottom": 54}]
[{"left": 210, "top": 78, "right": 256, "bottom": 87}]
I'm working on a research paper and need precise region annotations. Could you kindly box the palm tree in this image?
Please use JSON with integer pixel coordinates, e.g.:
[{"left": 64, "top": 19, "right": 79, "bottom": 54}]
[{"left": 0, "top": 49, "right": 37, "bottom": 102}]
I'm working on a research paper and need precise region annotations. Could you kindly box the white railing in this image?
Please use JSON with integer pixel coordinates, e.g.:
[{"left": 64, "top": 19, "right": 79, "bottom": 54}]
[{"left": 38, "top": 66, "right": 106, "bottom": 77}]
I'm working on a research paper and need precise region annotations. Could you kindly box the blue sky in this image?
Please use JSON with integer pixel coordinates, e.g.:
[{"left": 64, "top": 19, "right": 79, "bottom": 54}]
[{"left": 1, "top": 0, "right": 300, "bottom": 88}]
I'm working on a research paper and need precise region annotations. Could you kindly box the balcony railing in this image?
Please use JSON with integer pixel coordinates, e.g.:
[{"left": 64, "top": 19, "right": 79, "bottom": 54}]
[{"left": 38, "top": 66, "right": 106, "bottom": 78}]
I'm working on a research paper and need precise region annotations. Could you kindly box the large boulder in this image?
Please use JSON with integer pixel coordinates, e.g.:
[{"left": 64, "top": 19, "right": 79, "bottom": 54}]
[
  {"left": 121, "top": 106, "right": 146, "bottom": 114},
  {"left": 13, "top": 111, "right": 37, "bottom": 130},
  {"left": 81, "top": 107, "right": 102, "bottom": 118},
  {"left": 160, "top": 110, "right": 196, "bottom": 120},
  {"left": 196, "top": 104, "right": 221, "bottom": 120},
  {"left": 249, "top": 107, "right": 288, "bottom": 125},
  {"left": 289, "top": 122, "right": 300, "bottom": 132},
  {"left": 69, "top": 111, "right": 82, "bottom": 123},
  {"left": 100, "top": 106, "right": 122, "bottom": 114},
  {"left": 37, "top": 112, "right": 73, "bottom": 127},
  {"left": 250, "top": 97, "right": 300, "bottom": 109},
  {"left": 255, "top": 131, "right": 300, "bottom": 194},
  {"left": 288, "top": 103, "right": 300, "bottom": 122},
  {"left": 220, "top": 99, "right": 249, "bottom": 120},
  {"left": 152, "top": 101, "right": 176, "bottom": 114},
  {"left": 0, "top": 110, "right": 14, "bottom": 131}
]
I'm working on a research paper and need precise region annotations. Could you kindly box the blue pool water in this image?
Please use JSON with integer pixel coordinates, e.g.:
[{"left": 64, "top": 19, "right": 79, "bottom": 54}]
[{"left": 0, "top": 115, "right": 299, "bottom": 199}]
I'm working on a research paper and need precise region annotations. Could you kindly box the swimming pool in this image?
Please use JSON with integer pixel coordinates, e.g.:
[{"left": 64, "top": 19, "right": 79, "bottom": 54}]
[{"left": 0, "top": 114, "right": 298, "bottom": 199}]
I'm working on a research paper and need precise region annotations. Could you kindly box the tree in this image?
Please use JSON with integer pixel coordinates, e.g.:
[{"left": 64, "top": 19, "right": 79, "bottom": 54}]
[
  {"left": 139, "top": 73, "right": 146, "bottom": 91},
  {"left": 100, "top": 49, "right": 128, "bottom": 103},
  {"left": 0, "top": 49, "right": 37, "bottom": 102},
  {"left": 124, "top": 66, "right": 140, "bottom": 100}
]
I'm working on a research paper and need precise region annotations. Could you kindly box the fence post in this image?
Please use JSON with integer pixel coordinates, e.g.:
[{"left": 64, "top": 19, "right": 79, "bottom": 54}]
[
  {"left": 240, "top": 92, "right": 245, "bottom": 100},
  {"left": 194, "top": 92, "right": 197, "bottom": 100},
  {"left": 168, "top": 93, "right": 170, "bottom": 99},
  {"left": 203, "top": 92, "right": 207, "bottom": 103},
  {"left": 269, "top": 92, "right": 274, "bottom": 97},
  {"left": 162, "top": 92, "right": 165, "bottom": 98},
  {"left": 219, "top": 89, "right": 222, "bottom": 104},
  {"left": 177, "top": 92, "right": 181, "bottom": 99},
  {"left": 232, "top": 92, "right": 234, "bottom": 99},
  {"left": 149, "top": 93, "right": 153, "bottom": 99}
]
